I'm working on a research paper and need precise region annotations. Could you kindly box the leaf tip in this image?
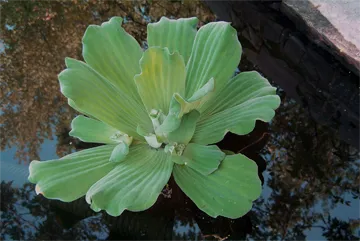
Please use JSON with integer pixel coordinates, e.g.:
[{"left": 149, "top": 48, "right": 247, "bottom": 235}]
[
  {"left": 28, "top": 160, "right": 40, "bottom": 183},
  {"left": 35, "top": 184, "right": 43, "bottom": 195}
]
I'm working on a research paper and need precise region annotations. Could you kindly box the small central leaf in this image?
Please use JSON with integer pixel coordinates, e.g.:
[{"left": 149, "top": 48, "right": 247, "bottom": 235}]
[
  {"left": 109, "top": 142, "right": 129, "bottom": 162},
  {"left": 167, "top": 110, "right": 200, "bottom": 145},
  {"left": 174, "top": 77, "right": 215, "bottom": 117},
  {"left": 144, "top": 133, "right": 162, "bottom": 149}
]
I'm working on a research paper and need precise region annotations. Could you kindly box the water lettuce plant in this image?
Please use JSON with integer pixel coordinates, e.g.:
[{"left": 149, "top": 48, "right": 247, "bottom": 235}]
[{"left": 28, "top": 17, "right": 280, "bottom": 218}]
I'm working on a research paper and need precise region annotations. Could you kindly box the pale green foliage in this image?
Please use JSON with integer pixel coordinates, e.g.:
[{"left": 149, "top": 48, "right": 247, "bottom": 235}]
[{"left": 28, "top": 16, "right": 280, "bottom": 218}]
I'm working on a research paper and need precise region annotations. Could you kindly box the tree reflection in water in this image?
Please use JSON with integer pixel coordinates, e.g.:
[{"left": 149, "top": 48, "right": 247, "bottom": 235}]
[
  {"left": 1, "top": 0, "right": 359, "bottom": 240},
  {"left": 0, "top": 0, "right": 215, "bottom": 163}
]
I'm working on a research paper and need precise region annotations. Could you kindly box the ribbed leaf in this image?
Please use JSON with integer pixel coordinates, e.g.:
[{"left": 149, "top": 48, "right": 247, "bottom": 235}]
[
  {"left": 86, "top": 144, "right": 173, "bottom": 216},
  {"left": 69, "top": 115, "right": 120, "bottom": 144},
  {"left": 201, "top": 71, "right": 277, "bottom": 117},
  {"left": 109, "top": 142, "right": 129, "bottom": 162},
  {"left": 154, "top": 94, "right": 182, "bottom": 136},
  {"left": 192, "top": 95, "right": 280, "bottom": 144},
  {"left": 135, "top": 47, "right": 186, "bottom": 115},
  {"left": 185, "top": 22, "right": 241, "bottom": 99},
  {"left": 173, "top": 154, "right": 261, "bottom": 218},
  {"left": 59, "top": 58, "right": 151, "bottom": 139},
  {"left": 68, "top": 99, "right": 86, "bottom": 114},
  {"left": 182, "top": 143, "right": 225, "bottom": 175},
  {"left": 155, "top": 77, "right": 212, "bottom": 137},
  {"left": 82, "top": 17, "right": 143, "bottom": 104},
  {"left": 147, "top": 17, "right": 198, "bottom": 63},
  {"left": 144, "top": 133, "right": 162, "bottom": 148},
  {"left": 168, "top": 110, "right": 200, "bottom": 144},
  {"left": 174, "top": 77, "right": 214, "bottom": 117},
  {"left": 171, "top": 155, "right": 186, "bottom": 165},
  {"left": 28, "top": 145, "right": 117, "bottom": 202},
  {"left": 192, "top": 71, "right": 280, "bottom": 144}
]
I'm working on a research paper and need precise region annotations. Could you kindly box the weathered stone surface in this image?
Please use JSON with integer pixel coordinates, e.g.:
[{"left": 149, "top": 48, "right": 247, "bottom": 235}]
[
  {"left": 283, "top": 35, "right": 306, "bottom": 65},
  {"left": 257, "top": 46, "right": 302, "bottom": 101},
  {"left": 300, "top": 48, "right": 334, "bottom": 91},
  {"left": 349, "top": 91, "right": 360, "bottom": 119},
  {"left": 263, "top": 21, "right": 284, "bottom": 43},
  {"left": 281, "top": 0, "right": 360, "bottom": 73}
]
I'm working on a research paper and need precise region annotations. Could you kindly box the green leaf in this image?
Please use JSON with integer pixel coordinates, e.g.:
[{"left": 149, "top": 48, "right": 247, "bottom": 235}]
[
  {"left": 155, "top": 76, "right": 212, "bottom": 137},
  {"left": 171, "top": 155, "right": 186, "bottom": 165},
  {"left": 222, "top": 150, "right": 235, "bottom": 155},
  {"left": 68, "top": 99, "right": 98, "bottom": 121},
  {"left": 201, "top": 71, "right": 277, "bottom": 117},
  {"left": 109, "top": 142, "right": 129, "bottom": 162},
  {"left": 86, "top": 144, "right": 173, "bottom": 216},
  {"left": 173, "top": 154, "right": 262, "bottom": 218},
  {"left": 69, "top": 115, "right": 120, "bottom": 144},
  {"left": 192, "top": 72, "right": 281, "bottom": 145},
  {"left": 144, "top": 133, "right": 162, "bottom": 148},
  {"left": 68, "top": 99, "right": 88, "bottom": 115},
  {"left": 182, "top": 143, "right": 225, "bottom": 175},
  {"left": 59, "top": 58, "right": 152, "bottom": 139},
  {"left": 168, "top": 110, "right": 200, "bottom": 144},
  {"left": 28, "top": 145, "right": 117, "bottom": 202},
  {"left": 185, "top": 22, "right": 241, "bottom": 99},
  {"left": 135, "top": 47, "right": 186, "bottom": 115},
  {"left": 154, "top": 96, "right": 182, "bottom": 136},
  {"left": 174, "top": 77, "right": 214, "bottom": 117},
  {"left": 136, "top": 124, "right": 149, "bottom": 137},
  {"left": 147, "top": 17, "right": 198, "bottom": 63},
  {"left": 82, "top": 17, "right": 143, "bottom": 105},
  {"left": 192, "top": 95, "right": 280, "bottom": 144},
  {"left": 155, "top": 78, "right": 212, "bottom": 139}
]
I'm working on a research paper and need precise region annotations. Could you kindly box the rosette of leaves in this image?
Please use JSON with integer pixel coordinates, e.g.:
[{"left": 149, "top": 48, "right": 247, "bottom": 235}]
[{"left": 28, "top": 17, "right": 280, "bottom": 218}]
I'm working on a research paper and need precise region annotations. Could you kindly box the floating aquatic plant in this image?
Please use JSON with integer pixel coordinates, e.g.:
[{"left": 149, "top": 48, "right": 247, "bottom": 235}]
[{"left": 28, "top": 17, "right": 280, "bottom": 218}]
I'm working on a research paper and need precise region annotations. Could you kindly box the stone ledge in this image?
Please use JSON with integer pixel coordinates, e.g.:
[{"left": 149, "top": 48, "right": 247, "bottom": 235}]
[{"left": 282, "top": 0, "right": 360, "bottom": 74}]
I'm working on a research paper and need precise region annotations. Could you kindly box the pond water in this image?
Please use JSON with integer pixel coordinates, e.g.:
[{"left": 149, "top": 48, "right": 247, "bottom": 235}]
[{"left": 1, "top": 1, "right": 359, "bottom": 240}]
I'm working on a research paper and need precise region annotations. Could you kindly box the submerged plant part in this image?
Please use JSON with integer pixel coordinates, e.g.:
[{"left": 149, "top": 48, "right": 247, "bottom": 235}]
[{"left": 28, "top": 17, "right": 280, "bottom": 218}]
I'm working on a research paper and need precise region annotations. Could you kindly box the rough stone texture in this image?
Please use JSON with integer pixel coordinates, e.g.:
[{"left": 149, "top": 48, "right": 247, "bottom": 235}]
[
  {"left": 282, "top": 0, "right": 360, "bottom": 73},
  {"left": 204, "top": 0, "right": 359, "bottom": 148}
]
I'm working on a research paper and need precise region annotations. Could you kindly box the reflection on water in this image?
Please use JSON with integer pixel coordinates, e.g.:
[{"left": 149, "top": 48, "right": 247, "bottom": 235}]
[
  {"left": 0, "top": 0, "right": 215, "bottom": 163},
  {"left": 1, "top": 0, "right": 359, "bottom": 240}
]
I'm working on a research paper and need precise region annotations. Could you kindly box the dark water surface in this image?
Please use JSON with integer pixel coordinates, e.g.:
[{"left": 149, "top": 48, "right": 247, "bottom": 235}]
[{"left": 1, "top": 1, "right": 359, "bottom": 240}]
